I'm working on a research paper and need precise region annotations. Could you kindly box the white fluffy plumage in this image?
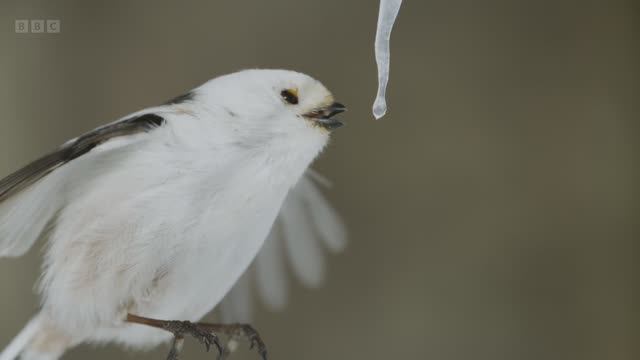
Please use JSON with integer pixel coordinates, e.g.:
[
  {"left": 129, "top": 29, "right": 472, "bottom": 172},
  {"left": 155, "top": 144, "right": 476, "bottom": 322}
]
[{"left": 0, "top": 69, "right": 346, "bottom": 360}]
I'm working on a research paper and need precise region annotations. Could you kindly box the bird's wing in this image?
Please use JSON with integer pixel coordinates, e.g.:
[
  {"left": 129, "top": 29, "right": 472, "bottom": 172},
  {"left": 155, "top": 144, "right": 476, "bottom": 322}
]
[
  {"left": 0, "top": 113, "right": 166, "bottom": 257},
  {"left": 217, "top": 171, "right": 346, "bottom": 322}
]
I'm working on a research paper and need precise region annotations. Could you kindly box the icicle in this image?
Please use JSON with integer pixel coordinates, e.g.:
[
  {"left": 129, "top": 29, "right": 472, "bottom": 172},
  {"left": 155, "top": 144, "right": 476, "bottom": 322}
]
[{"left": 373, "top": 0, "right": 403, "bottom": 119}]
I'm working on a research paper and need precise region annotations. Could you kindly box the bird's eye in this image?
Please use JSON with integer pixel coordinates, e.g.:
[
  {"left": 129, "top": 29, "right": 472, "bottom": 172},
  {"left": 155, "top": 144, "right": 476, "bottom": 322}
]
[{"left": 280, "top": 89, "right": 299, "bottom": 105}]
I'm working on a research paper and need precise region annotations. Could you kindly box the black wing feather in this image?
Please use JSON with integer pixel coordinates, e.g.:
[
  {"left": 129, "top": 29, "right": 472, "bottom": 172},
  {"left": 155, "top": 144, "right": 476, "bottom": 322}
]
[{"left": 0, "top": 113, "right": 165, "bottom": 202}]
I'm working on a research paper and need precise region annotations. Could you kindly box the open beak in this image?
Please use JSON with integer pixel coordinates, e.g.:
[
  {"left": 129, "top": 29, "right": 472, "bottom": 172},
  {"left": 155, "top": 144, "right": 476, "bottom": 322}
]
[{"left": 303, "top": 102, "right": 347, "bottom": 130}]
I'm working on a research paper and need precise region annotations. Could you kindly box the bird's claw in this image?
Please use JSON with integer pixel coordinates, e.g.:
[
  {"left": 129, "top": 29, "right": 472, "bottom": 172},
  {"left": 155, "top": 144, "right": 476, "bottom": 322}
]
[
  {"left": 241, "top": 325, "right": 268, "bottom": 360},
  {"left": 164, "top": 320, "right": 224, "bottom": 359}
]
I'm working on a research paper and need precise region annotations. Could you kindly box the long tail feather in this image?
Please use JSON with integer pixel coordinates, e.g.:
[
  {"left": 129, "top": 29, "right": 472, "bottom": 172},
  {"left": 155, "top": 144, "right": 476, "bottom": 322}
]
[
  {"left": 0, "top": 313, "right": 70, "bottom": 360},
  {"left": 0, "top": 314, "right": 42, "bottom": 360}
]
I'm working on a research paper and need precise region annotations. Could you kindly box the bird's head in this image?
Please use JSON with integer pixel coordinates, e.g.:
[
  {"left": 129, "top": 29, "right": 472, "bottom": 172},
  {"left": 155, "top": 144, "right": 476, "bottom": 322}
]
[{"left": 193, "top": 69, "right": 346, "bottom": 151}]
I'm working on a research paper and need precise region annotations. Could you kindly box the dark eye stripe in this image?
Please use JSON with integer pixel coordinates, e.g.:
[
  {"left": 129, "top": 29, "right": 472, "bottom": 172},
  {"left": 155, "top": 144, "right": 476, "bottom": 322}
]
[{"left": 280, "top": 89, "right": 299, "bottom": 105}]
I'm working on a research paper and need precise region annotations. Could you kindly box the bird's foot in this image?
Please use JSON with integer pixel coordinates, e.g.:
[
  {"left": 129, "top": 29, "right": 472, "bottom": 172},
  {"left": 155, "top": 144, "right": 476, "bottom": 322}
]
[
  {"left": 126, "top": 314, "right": 223, "bottom": 360},
  {"left": 162, "top": 320, "right": 224, "bottom": 359},
  {"left": 126, "top": 314, "right": 267, "bottom": 360},
  {"left": 196, "top": 323, "right": 268, "bottom": 360}
]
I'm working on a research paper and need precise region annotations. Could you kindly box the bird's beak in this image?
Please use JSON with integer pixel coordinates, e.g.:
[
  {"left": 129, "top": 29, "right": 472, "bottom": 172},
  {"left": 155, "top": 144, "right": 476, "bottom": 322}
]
[{"left": 303, "top": 102, "right": 347, "bottom": 131}]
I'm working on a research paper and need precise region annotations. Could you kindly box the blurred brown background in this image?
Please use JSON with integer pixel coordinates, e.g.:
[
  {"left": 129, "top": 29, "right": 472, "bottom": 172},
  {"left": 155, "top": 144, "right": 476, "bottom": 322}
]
[{"left": 0, "top": 1, "right": 637, "bottom": 359}]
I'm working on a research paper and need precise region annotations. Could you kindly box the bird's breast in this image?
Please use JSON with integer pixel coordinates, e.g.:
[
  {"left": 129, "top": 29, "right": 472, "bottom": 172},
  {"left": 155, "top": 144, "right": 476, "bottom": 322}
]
[{"left": 131, "top": 153, "right": 297, "bottom": 321}]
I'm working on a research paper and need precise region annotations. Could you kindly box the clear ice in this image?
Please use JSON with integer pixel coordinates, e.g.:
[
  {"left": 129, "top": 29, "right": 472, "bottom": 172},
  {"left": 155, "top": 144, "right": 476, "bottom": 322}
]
[{"left": 373, "top": 0, "right": 403, "bottom": 119}]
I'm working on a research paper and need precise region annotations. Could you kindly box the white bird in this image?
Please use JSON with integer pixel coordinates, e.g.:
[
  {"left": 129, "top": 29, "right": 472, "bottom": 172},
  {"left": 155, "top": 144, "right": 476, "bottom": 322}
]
[{"left": 0, "top": 69, "right": 347, "bottom": 360}]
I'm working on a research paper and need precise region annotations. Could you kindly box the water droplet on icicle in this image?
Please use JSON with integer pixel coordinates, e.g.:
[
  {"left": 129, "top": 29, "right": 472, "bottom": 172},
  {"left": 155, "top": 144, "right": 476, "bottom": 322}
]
[{"left": 373, "top": 0, "right": 403, "bottom": 120}]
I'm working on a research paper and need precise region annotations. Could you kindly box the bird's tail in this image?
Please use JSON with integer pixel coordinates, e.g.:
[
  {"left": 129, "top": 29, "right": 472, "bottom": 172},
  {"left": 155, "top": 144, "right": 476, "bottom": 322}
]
[{"left": 0, "top": 313, "right": 71, "bottom": 360}]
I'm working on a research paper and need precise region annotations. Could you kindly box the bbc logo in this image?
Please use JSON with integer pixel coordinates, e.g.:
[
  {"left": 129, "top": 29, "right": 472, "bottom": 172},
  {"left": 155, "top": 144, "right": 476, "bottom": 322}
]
[{"left": 15, "top": 19, "right": 60, "bottom": 33}]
